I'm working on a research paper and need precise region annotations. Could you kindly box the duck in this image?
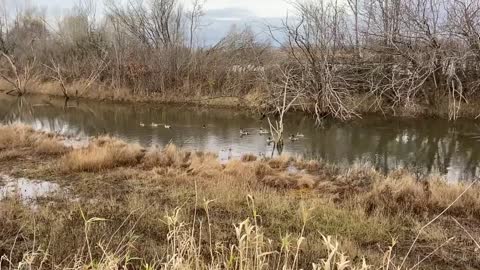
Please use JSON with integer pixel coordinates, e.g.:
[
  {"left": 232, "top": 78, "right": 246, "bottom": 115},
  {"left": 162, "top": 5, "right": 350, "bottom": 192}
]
[
  {"left": 140, "top": 122, "right": 146, "bottom": 127},
  {"left": 202, "top": 124, "right": 207, "bottom": 129},
  {"left": 240, "top": 129, "right": 250, "bottom": 136},
  {"left": 151, "top": 123, "right": 159, "bottom": 127},
  {"left": 289, "top": 134, "right": 299, "bottom": 141},
  {"left": 164, "top": 125, "right": 171, "bottom": 129},
  {"left": 259, "top": 128, "right": 270, "bottom": 135},
  {"left": 266, "top": 137, "right": 274, "bottom": 144},
  {"left": 296, "top": 132, "right": 305, "bottom": 138}
]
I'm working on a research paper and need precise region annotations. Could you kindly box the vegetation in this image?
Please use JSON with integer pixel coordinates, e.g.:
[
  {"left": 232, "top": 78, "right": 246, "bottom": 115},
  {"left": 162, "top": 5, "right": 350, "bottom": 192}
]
[
  {"left": 1, "top": 124, "right": 480, "bottom": 269},
  {"left": 0, "top": 0, "right": 479, "bottom": 120}
]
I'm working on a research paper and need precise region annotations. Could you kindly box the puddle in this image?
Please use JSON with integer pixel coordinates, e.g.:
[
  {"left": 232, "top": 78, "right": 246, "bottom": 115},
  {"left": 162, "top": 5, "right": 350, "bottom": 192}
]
[{"left": 0, "top": 174, "right": 59, "bottom": 201}]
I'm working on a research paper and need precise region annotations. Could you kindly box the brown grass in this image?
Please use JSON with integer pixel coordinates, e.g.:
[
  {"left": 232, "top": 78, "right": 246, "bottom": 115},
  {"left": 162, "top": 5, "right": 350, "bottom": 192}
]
[
  {"left": 143, "top": 144, "right": 191, "bottom": 169},
  {"left": 267, "top": 155, "right": 291, "bottom": 169},
  {"left": 0, "top": 124, "right": 66, "bottom": 156},
  {"left": 0, "top": 124, "right": 36, "bottom": 149},
  {"left": 62, "top": 136, "right": 144, "bottom": 172},
  {"left": 2, "top": 125, "right": 480, "bottom": 269},
  {"left": 360, "top": 171, "right": 480, "bottom": 218},
  {"left": 241, "top": 153, "right": 257, "bottom": 162},
  {"left": 35, "top": 137, "right": 67, "bottom": 155}
]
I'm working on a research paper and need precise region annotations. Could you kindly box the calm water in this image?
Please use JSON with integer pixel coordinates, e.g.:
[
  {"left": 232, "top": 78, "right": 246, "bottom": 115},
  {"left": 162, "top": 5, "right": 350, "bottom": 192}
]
[{"left": 1, "top": 94, "right": 480, "bottom": 181}]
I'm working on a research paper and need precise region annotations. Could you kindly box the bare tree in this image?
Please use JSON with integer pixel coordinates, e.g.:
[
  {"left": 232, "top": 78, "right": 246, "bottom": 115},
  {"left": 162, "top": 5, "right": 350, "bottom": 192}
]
[
  {"left": 267, "top": 68, "right": 305, "bottom": 150},
  {"left": 347, "top": 0, "right": 362, "bottom": 57},
  {"left": 105, "top": 0, "right": 185, "bottom": 48},
  {"left": 44, "top": 57, "right": 108, "bottom": 99},
  {"left": 187, "top": 0, "right": 205, "bottom": 49},
  {"left": 0, "top": 52, "right": 36, "bottom": 96},
  {"left": 277, "top": 0, "right": 358, "bottom": 122},
  {"left": 44, "top": 60, "right": 69, "bottom": 99}
]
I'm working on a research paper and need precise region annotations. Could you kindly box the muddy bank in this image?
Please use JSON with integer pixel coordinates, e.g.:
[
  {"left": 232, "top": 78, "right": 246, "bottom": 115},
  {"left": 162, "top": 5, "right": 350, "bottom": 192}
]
[{"left": 4, "top": 79, "right": 480, "bottom": 120}]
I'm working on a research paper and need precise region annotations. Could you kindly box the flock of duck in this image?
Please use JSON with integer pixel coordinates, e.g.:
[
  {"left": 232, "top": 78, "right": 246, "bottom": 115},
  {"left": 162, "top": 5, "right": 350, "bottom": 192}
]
[
  {"left": 241, "top": 128, "right": 305, "bottom": 143},
  {"left": 140, "top": 122, "right": 171, "bottom": 129},
  {"left": 139, "top": 123, "right": 305, "bottom": 144}
]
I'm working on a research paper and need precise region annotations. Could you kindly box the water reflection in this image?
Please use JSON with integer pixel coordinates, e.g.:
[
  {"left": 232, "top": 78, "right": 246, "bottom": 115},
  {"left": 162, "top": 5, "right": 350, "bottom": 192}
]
[{"left": 1, "top": 94, "right": 479, "bottom": 181}]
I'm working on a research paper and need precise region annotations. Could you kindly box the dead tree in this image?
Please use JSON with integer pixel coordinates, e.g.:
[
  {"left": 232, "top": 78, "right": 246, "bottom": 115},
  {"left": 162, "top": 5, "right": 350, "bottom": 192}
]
[
  {"left": 267, "top": 68, "right": 304, "bottom": 151},
  {"left": 187, "top": 0, "right": 205, "bottom": 49},
  {"left": 0, "top": 53, "right": 36, "bottom": 96},
  {"left": 44, "top": 60, "right": 69, "bottom": 99},
  {"left": 44, "top": 57, "right": 108, "bottom": 99},
  {"left": 105, "top": 0, "right": 185, "bottom": 48},
  {"left": 279, "top": 1, "right": 358, "bottom": 122}
]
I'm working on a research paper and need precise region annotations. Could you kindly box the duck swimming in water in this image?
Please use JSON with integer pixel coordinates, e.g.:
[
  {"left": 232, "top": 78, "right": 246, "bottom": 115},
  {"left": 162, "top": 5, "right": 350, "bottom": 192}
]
[
  {"left": 289, "top": 134, "right": 299, "bottom": 141},
  {"left": 296, "top": 132, "right": 305, "bottom": 138},
  {"left": 240, "top": 129, "right": 249, "bottom": 136},
  {"left": 151, "top": 123, "right": 159, "bottom": 127},
  {"left": 164, "top": 125, "right": 171, "bottom": 129},
  {"left": 259, "top": 128, "right": 270, "bottom": 135},
  {"left": 140, "top": 122, "right": 146, "bottom": 127},
  {"left": 266, "top": 137, "right": 274, "bottom": 144}
]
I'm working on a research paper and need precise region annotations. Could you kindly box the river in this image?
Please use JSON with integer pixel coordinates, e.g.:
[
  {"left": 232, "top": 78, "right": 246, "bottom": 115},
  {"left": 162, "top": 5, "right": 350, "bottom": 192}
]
[{"left": 1, "top": 94, "right": 479, "bottom": 181}]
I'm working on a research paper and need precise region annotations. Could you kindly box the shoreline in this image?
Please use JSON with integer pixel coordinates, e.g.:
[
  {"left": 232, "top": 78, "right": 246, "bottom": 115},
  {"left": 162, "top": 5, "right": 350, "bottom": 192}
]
[
  {"left": 3, "top": 79, "right": 480, "bottom": 120},
  {"left": 1, "top": 124, "right": 480, "bottom": 269}
]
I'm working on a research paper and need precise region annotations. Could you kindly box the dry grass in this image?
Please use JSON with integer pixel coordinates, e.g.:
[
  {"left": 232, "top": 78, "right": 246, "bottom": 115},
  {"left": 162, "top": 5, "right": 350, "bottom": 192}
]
[
  {"left": 2, "top": 125, "right": 480, "bottom": 269},
  {"left": 62, "top": 136, "right": 144, "bottom": 172},
  {"left": 0, "top": 195, "right": 377, "bottom": 270},
  {"left": 267, "top": 155, "right": 291, "bottom": 169},
  {"left": 143, "top": 144, "right": 190, "bottom": 169},
  {"left": 241, "top": 153, "right": 257, "bottom": 162},
  {"left": 0, "top": 124, "right": 66, "bottom": 155},
  {"left": 0, "top": 124, "right": 36, "bottom": 149},
  {"left": 360, "top": 171, "right": 480, "bottom": 218},
  {"left": 35, "top": 137, "right": 67, "bottom": 155}
]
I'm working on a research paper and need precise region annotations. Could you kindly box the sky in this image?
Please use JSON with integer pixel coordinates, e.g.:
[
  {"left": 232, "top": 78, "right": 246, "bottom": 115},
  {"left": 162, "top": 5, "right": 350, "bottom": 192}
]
[
  {"left": 23, "top": 0, "right": 291, "bottom": 45},
  {"left": 199, "top": 0, "right": 290, "bottom": 18},
  {"left": 29, "top": 0, "right": 291, "bottom": 18}
]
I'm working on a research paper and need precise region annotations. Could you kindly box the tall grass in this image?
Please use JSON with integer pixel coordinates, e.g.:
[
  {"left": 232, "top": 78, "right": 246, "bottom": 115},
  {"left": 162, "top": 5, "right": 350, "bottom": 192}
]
[
  {"left": 1, "top": 125, "right": 480, "bottom": 269},
  {"left": 0, "top": 195, "right": 376, "bottom": 270},
  {"left": 0, "top": 124, "right": 66, "bottom": 155},
  {"left": 62, "top": 136, "right": 144, "bottom": 172},
  {"left": 4, "top": 191, "right": 472, "bottom": 270}
]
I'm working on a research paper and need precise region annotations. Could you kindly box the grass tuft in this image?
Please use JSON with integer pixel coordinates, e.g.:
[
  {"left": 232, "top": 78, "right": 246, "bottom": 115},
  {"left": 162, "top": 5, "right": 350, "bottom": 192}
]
[
  {"left": 1, "top": 125, "right": 480, "bottom": 269},
  {"left": 62, "top": 136, "right": 144, "bottom": 172},
  {"left": 241, "top": 153, "right": 257, "bottom": 162}
]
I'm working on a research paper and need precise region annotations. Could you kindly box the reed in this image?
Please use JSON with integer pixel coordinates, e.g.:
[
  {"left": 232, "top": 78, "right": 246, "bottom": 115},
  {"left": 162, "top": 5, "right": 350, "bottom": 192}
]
[{"left": 62, "top": 136, "right": 144, "bottom": 172}]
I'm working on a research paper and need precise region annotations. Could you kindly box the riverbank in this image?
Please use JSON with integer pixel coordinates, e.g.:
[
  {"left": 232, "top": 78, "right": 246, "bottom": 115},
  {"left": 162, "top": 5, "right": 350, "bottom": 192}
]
[
  {"left": 4, "top": 79, "right": 480, "bottom": 119},
  {"left": 1, "top": 124, "right": 480, "bottom": 269},
  {"left": 0, "top": 79, "right": 264, "bottom": 109}
]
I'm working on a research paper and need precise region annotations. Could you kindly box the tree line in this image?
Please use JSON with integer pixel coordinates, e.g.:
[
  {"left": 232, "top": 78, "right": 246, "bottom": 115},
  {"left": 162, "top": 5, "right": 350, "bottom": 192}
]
[{"left": 0, "top": 0, "right": 479, "bottom": 121}]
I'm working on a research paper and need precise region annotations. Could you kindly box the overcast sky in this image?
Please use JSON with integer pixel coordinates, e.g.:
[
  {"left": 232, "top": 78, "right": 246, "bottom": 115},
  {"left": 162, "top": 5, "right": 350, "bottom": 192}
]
[
  {"left": 23, "top": 0, "right": 291, "bottom": 45},
  {"left": 29, "top": 0, "right": 291, "bottom": 18}
]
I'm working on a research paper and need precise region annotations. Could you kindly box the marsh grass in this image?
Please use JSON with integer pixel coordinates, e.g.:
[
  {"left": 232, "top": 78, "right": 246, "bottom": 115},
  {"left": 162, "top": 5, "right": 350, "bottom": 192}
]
[
  {"left": 0, "top": 124, "right": 40, "bottom": 150},
  {"left": 241, "top": 153, "right": 257, "bottom": 162},
  {"left": 35, "top": 137, "right": 67, "bottom": 155},
  {"left": 62, "top": 136, "right": 144, "bottom": 172},
  {"left": 0, "top": 193, "right": 377, "bottom": 270},
  {"left": 1, "top": 125, "right": 480, "bottom": 269},
  {"left": 0, "top": 124, "right": 66, "bottom": 156}
]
